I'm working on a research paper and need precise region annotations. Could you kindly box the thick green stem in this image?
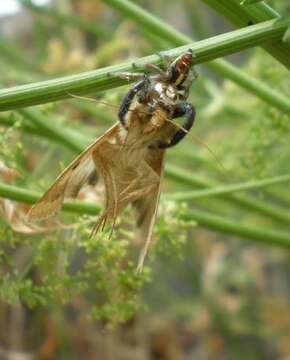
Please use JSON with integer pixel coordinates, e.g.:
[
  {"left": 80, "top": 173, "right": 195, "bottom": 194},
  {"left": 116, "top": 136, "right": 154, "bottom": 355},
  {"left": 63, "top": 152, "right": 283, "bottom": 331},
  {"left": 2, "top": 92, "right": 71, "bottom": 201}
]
[
  {"left": 103, "top": 0, "right": 290, "bottom": 114},
  {"left": 0, "top": 16, "right": 289, "bottom": 112}
]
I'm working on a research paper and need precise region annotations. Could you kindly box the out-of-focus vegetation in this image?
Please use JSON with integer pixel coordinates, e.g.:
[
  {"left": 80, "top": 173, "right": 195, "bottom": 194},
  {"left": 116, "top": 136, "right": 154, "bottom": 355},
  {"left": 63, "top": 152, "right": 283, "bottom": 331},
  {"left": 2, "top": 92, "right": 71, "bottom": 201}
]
[{"left": 0, "top": 0, "right": 290, "bottom": 359}]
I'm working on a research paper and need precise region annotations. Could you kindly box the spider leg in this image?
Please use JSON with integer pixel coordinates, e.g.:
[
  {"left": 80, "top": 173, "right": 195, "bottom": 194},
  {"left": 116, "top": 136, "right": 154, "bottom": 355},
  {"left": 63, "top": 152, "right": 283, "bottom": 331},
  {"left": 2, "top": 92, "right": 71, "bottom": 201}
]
[
  {"left": 156, "top": 51, "right": 172, "bottom": 68},
  {"left": 118, "top": 79, "right": 149, "bottom": 128},
  {"left": 114, "top": 72, "right": 145, "bottom": 81},
  {"left": 158, "top": 102, "right": 196, "bottom": 149},
  {"left": 145, "top": 63, "right": 166, "bottom": 77}
]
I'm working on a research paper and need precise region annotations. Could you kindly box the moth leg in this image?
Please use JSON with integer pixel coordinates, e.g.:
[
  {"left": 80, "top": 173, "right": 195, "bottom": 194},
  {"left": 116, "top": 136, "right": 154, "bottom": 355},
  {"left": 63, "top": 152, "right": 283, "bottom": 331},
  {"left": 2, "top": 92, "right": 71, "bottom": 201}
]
[
  {"left": 145, "top": 63, "right": 166, "bottom": 77},
  {"left": 120, "top": 184, "right": 157, "bottom": 204},
  {"left": 119, "top": 176, "right": 141, "bottom": 198},
  {"left": 119, "top": 164, "right": 158, "bottom": 211},
  {"left": 158, "top": 102, "right": 196, "bottom": 149},
  {"left": 118, "top": 79, "right": 148, "bottom": 128}
]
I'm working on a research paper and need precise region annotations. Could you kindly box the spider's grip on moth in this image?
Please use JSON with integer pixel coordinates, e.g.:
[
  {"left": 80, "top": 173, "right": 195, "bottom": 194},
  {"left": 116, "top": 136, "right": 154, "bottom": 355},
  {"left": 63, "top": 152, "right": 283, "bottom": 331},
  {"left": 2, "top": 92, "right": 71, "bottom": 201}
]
[
  {"left": 118, "top": 81, "right": 196, "bottom": 148},
  {"left": 118, "top": 79, "right": 148, "bottom": 128},
  {"left": 157, "top": 102, "right": 196, "bottom": 149}
]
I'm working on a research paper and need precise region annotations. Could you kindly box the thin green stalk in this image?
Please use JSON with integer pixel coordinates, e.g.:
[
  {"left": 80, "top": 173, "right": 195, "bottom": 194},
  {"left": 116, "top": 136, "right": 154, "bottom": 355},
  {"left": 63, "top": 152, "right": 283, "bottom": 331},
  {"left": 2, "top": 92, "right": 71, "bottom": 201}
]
[
  {"left": 202, "top": 0, "right": 290, "bottom": 69},
  {"left": 18, "top": 108, "right": 89, "bottom": 152},
  {"left": 0, "top": 16, "right": 290, "bottom": 111},
  {"left": 0, "top": 182, "right": 289, "bottom": 248},
  {"left": 0, "top": 113, "right": 84, "bottom": 144},
  {"left": 103, "top": 0, "right": 290, "bottom": 114},
  {"left": 267, "top": 188, "right": 290, "bottom": 208},
  {"left": 0, "top": 182, "right": 100, "bottom": 214},
  {"left": 165, "top": 164, "right": 290, "bottom": 225},
  {"left": 0, "top": 113, "right": 38, "bottom": 133},
  {"left": 185, "top": 208, "right": 290, "bottom": 249},
  {"left": 167, "top": 174, "right": 290, "bottom": 201}
]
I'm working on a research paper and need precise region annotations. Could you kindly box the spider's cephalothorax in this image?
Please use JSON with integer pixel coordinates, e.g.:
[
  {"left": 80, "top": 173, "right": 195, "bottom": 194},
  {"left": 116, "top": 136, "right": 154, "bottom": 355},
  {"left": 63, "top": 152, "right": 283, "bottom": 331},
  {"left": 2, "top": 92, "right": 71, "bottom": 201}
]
[
  {"left": 118, "top": 50, "right": 197, "bottom": 148},
  {"left": 138, "top": 49, "right": 196, "bottom": 110}
]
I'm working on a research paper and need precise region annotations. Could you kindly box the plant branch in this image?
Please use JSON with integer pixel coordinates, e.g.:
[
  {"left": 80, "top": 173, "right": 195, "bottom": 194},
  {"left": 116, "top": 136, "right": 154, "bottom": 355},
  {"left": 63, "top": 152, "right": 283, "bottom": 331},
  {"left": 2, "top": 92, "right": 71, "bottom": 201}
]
[
  {"left": 185, "top": 208, "right": 290, "bottom": 249},
  {"left": 0, "top": 182, "right": 290, "bottom": 248},
  {"left": 167, "top": 174, "right": 290, "bottom": 201},
  {"left": 0, "top": 182, "right": 100, "bottom": 215},
  {"left": 166, "top": 164, "right": 290, "bottom": 225},
  {"left": 0, "top": 16, "right": 289, "bottom": 111},
  {"left": 103, "top": 0, "right": 290, "bottom": 114}
]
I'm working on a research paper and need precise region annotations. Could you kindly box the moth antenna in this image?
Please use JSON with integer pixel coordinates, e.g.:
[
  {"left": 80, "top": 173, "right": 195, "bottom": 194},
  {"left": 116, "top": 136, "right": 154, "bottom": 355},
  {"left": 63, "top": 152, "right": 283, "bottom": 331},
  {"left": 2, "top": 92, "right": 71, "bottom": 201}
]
[
  {"left": 166, "top": 118, "right": 226, "bottom": 173},
  {"left": 67, "top": 92, "right": 152, "bottom": 117},
  {"left": 67, "top": 92, "right": 120, "bottom": 109}
]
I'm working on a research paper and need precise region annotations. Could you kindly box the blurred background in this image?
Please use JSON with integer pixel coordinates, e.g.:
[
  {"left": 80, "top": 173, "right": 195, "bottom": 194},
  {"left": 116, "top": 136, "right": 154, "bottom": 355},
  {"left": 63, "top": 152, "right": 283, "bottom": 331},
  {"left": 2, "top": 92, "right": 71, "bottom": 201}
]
[{"left": 0, "top": 0, "right": 290, "bottom": 359}]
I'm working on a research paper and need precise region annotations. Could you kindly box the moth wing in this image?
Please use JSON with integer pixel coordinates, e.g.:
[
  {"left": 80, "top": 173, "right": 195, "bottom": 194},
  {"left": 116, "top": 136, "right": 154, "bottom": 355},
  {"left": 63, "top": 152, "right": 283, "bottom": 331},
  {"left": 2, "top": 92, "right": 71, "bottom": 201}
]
[
  {"left": 134, "top": 149, "right": 165, "bottom": 272},
  {"left": 28, "top": 123, "right": 119, "bottom": 221}
]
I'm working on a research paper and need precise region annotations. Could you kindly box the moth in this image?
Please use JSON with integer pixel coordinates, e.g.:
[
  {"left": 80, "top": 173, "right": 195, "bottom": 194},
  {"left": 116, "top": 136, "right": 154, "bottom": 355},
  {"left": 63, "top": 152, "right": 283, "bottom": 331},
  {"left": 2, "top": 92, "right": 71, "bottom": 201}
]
[{"left": 28, "top": 50, "right": 197, "bottom": 271}]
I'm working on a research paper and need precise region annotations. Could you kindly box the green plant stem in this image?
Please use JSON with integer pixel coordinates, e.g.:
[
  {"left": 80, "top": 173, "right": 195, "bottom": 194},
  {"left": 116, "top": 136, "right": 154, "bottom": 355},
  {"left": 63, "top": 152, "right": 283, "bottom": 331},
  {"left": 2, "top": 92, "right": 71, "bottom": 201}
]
[
  {"left": 103, "top": 0, "right": 290, "bottom": 114},
  {"left": 166, "top": 164, "right": 290, "bottom": 225},
  {"left": 1, "top": 182, "right": 289, "bottom": 248},
  {"left": 0, "top": 182, "right": 100, "bottom": 214},
  {"left": 202, "top": 0, "right": 290, "bottom": 69},
  {"left": 0, "top": 113, "right": 38, "bottom": 134},
  {"left": 167, "top": 174, "right": 290, "bottom": 201},
  {"left": 0, "top": 16, "right": 290, "bottom": 111},
  {"left": 185, "top": 208, "right": 290, "bottom": 249},
  {"left": 267, "top": 188, "right": 290, "bottom": 208},
  {"left": 18, "top": 108, "right": 89, "bottom": 152}
]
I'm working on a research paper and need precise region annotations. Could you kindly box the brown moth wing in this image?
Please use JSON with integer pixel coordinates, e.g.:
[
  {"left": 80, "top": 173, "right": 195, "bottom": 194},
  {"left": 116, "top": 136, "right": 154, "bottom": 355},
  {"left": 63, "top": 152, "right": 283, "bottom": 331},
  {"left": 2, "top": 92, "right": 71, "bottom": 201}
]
[
  {"left": 133, "top": 148, "right": 165, "bottom": 272},
  {"left": 89, "top": 111, "right": 163, "bottom": 237},
  {"left": 28, "top": 123, "right": 120, "bottom": 221}
]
